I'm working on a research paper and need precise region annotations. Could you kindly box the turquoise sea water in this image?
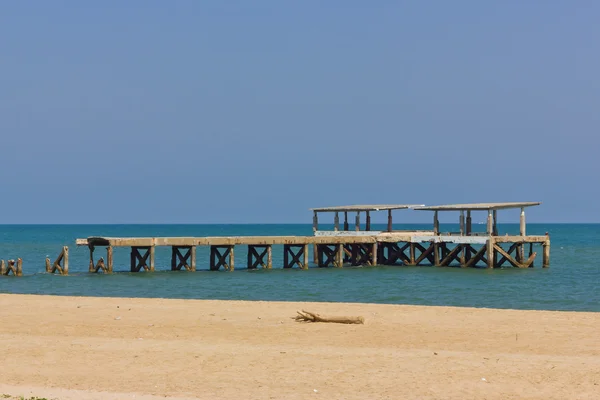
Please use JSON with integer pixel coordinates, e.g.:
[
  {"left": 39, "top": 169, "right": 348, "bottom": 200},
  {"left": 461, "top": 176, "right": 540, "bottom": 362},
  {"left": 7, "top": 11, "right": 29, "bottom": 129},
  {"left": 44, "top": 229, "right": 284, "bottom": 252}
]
[{"left": 0, "top": 224, "right": 598, "bottom": 312}]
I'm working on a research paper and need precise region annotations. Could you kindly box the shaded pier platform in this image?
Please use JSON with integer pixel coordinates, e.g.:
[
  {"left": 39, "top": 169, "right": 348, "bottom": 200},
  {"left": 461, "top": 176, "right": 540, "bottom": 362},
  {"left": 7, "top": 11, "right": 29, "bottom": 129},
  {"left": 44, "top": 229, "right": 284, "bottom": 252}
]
[{"left": 76, "top": 202, "right": 550, "bottom": 273}]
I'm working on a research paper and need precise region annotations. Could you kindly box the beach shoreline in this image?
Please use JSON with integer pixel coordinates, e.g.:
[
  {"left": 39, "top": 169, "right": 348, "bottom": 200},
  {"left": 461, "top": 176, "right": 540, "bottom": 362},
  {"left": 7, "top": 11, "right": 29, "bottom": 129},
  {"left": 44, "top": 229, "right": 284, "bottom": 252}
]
[{"left": 0, "top": 294, "right": 598, "bottom": 399}]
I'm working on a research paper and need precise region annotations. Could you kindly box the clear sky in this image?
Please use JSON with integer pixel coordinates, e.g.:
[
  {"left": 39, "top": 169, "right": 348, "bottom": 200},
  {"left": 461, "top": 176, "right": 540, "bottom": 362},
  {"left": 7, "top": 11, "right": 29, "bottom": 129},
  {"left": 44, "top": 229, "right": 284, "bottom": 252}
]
[{"left": 1, "top": 1, "right": 598, "bottom": 224}]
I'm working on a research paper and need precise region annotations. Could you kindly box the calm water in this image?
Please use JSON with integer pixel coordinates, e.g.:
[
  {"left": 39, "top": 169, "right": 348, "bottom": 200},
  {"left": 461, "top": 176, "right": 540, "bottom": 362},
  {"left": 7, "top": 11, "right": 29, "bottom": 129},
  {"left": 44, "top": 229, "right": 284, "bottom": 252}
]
[{"left": 0, "top": 224, "right": 598, "bottom": 312}]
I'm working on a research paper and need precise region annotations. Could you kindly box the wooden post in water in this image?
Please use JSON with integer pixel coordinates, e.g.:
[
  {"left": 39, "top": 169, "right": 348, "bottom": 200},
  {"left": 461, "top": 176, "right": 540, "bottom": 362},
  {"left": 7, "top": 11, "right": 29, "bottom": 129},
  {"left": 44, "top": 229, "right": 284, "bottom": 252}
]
[
  {"left": 387, "top": 210, "right": 393, "bottom": 232},
  {"left": 230, "top": 246, "right": 235, "bottom": 271}
]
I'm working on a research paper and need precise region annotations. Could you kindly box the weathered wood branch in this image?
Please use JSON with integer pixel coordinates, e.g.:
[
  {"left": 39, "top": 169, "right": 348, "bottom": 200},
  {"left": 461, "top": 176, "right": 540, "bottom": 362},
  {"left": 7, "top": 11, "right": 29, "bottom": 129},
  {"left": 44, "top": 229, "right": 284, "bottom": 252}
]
[{"left": 293, "top": 310, "right": 364, "bottom": 324}]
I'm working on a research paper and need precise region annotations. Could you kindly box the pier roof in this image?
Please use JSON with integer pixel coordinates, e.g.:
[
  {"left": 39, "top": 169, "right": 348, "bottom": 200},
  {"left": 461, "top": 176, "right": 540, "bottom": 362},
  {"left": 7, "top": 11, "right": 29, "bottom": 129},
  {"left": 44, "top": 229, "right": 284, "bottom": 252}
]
[
  {"left": 415, "top": 202, "right": 541, "bottom": 211},
  {"left": 310, "top": 204, "right": 424, "bottom": 213}
]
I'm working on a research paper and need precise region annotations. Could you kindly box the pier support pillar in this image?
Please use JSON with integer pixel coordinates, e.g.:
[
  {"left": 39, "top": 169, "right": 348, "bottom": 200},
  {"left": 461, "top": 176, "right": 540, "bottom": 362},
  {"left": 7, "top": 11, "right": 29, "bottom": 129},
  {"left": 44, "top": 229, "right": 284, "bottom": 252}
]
[
  {"left": 543, "top": 238, "right": 550, "bottom": 268},
  {"left": 433, "top": 243, "right": 441, "bottom": 266},
  {"left": 130, "top": 246, "right": 154, "bottom": 272},
  {"left": 210, "top": 245, "right": 235, "bottom": 271},
  {"left": 46, "top": 246, "right": 69, "bottom": 275},
  {"left": 486, "top": 238, "right": 496, "bottom": 269},
  {"left": 303, "top": 244, "right": 309, "bottom": 269},
  {"left": 529, "top": 243, "right": 534, "bottom": 267},
  {"left": 336, "top": 244, "right": 344, "bottom": 267},
  {"left": 408, "top": 243, "right": 416, "bottom": 266},
  {"left": 171, "top": 246, "right": 196, "bottom": 271},
  {"left": 88, "top": 245, "right": 112, "bottom": 273},
  {"left": 267, "top": 245, "right": 273, "bottom": 269},
  {"left": 1, "top": 259, "right": 22, "bottom": 276},
  {"left": 284, "top": 244, "right": 307, "bottom": 269},
  {"left": 372, "top": 242, "right": 378, "bottom": 266},
  {"left": 247, "top": 245, "right": 271, "bottom": 269},
  {"left": 107, "top": 246, "right": 114, "bottom": 273}
]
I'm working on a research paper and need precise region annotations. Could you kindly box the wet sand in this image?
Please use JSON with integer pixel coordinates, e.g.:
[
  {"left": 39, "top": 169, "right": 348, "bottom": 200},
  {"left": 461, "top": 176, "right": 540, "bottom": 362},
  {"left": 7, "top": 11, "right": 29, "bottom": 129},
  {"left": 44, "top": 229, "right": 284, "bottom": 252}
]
[{"left": 0, "top": 294, "right": 598, "bottom": 399}]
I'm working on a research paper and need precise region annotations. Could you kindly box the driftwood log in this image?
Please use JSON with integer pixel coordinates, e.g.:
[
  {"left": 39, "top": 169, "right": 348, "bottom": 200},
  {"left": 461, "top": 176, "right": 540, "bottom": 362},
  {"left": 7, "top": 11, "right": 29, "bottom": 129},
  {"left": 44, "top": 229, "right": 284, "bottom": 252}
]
[{"left": 293, "top": 310, "right": 364, "bottom": 324}]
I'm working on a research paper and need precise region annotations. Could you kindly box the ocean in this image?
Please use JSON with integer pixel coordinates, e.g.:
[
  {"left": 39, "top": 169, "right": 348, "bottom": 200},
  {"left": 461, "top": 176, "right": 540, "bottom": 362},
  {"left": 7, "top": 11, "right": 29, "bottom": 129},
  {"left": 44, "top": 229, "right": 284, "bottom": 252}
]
[{"left": 0, "top": 223, "right": 598, "bottom": 312}]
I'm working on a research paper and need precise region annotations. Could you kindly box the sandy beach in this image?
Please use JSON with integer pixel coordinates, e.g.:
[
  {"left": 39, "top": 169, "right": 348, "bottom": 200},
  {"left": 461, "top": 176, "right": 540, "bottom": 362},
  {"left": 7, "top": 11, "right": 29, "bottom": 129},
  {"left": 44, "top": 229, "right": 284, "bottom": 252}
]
[{"left": 0, "top": 294, "right": 598, "bottom": 399}]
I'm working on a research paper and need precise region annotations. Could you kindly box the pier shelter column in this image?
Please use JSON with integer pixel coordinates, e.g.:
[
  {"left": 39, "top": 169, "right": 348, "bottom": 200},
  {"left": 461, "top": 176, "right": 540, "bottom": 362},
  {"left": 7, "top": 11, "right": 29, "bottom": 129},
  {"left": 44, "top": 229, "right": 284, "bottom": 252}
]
[
  {"left": 313, "top": 211, "right": 319, "bottom": 264},
  {"left": 210, "top": 245, "right": 235, "bottom": 271},
  {"left": 466, "top": 211, "right": 472, "bottom": 236},
  {"left": 459, "top": 211, "right": 465, "bottom": 235},
  {"left": 334, "top": 212, "right": 340, "bottom": 231},
  {"left": 355, "top": 212, "right": 360, "bottom": 231},
  {"left": 520, "top": 208, "right": 526, "bottom": 236},
  {"left": 487, "top": 210, "right": 493, "bottom": 235},
  {"left": 493, "top": 210, "right": 498, "bottom": 236},
  {"left": 387, "top": 210, "right": 393, "bottom": 232},
  {"left": 433, "top": 211, "right": 440, "bottom": 235},
  {"left": 344, "top": 212, "right": 349, "bottom": 231},
  {"left": 366, "top": 211, "right": 371, "bottom": 231}
]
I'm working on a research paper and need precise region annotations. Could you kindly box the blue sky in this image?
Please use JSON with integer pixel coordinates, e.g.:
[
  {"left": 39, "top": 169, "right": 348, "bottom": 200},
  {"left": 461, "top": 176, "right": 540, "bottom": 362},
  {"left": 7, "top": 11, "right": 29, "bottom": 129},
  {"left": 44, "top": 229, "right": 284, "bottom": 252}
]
[{"left": 0, "top": 1, "right": 598, "bottom": 223}]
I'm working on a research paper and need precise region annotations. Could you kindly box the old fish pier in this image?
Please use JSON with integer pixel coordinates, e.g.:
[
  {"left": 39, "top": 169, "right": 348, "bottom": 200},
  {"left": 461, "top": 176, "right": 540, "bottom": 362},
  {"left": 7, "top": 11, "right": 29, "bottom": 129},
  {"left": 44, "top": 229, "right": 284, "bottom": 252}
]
[{"left": 62, "top": 202, "right": 551, "bottom": 275}]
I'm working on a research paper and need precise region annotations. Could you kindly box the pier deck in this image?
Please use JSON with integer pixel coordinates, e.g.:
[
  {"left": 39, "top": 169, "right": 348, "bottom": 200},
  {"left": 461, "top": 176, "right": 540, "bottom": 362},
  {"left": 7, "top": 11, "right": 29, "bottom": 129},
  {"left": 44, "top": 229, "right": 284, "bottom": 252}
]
[{"left": 75, "top": 232, "right": 549, "bottom": 273}]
